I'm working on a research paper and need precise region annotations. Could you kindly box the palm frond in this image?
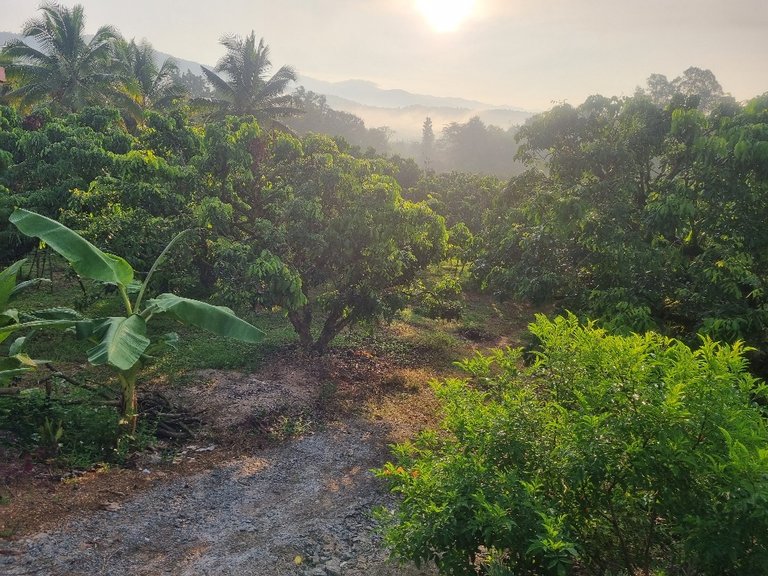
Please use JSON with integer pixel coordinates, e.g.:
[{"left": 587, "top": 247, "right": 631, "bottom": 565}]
[
  {"left": 205, "top": 31, "right": 297, "bottom": 123},
  {"left": 201, "top": 66, "right": 235, "bottom": 99}
]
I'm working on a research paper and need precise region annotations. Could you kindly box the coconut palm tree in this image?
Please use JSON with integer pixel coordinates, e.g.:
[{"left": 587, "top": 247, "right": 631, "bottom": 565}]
[
  {"left": 201, "top": 32, "right": 300, "bottom": 126},
  {"left": 115, "top": 38, "right": 187, "bottom": 110},
  {"left": 1, "top": 2, "right": 122, "bottom": 112}
]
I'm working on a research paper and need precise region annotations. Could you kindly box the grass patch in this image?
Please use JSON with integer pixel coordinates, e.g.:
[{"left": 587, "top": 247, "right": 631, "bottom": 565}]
[
  {"left": 0, "top": 386, "right": 154, "bottom": 468},
  {"left": 149, "top": 310, "right": 297, "bottom": 378},
  {"left": 266, "top": 413, "right": 313, "bottom": 441}
]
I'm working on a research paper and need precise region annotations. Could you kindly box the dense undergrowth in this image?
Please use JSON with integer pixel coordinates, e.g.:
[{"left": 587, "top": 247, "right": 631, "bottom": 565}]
[{"left": 377, "top": 314, "right": 768, "bottom": 575}]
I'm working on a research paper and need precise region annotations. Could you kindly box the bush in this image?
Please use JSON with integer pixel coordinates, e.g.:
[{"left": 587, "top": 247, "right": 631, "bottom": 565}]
[
  {"left": 0, "top": 387, "right": 151, "bottom": 467},
  {"left": 377, "top": 313, "right": 768, "bottom": 575}
]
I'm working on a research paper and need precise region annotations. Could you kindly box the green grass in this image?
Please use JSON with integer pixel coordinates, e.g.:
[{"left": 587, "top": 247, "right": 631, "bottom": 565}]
[
  {"left": 149, "top": 310, "right": 297, "bottom": 377},
  {"left": 334, "top": 309, "right": 465, "bottom": 368},
  {"left": 0, "top": 386, "right": 154, "bottom": 468}
]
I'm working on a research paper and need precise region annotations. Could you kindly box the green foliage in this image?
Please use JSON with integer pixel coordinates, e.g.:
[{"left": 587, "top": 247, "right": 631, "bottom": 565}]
[
  {"left": 439, "top": 116, "right": 523, "bottom": 178},
  {"left": 408, "top": 171, "right": 504, "bottom": 235},
  {"left": 114, "top": 38, "right": 187, "bottom": 111},
  {"left": 288, "top": 88, "right": 391, "bottom": 153},
  {"left": 0, "top": 259, "right": 64, "bottom": 384},
  {"left": 200, "top": 123, "right": 447, "bottom": 352},
  {"left": 4, "top": 209, "right": 264, "bottom": 432},
  {"left": 478, "top": 89, "right": 768, "bottom": 359},
  {"left": 0, "top": 387, "right": 151, "bottom": 467},
  {"left": 1, "top": 3, "right": 123, "bottom": 113},
  {"left": 10, "top": 209, "right": 134, "bottom": 286},
  {"left": 0, "top": 105, "right": 140, "bottom": 263},
  {"left": 377, "top": 313, "right": 768, "bottom": 575},
  {"left": 138, "top": 108, "right": 201, "bottom": 163},
  {"left": 414, "top": 276, "right": 465, "bottom": 320},
  {"left": 200, "top": 32, "right": 299, "bottom": 124}
]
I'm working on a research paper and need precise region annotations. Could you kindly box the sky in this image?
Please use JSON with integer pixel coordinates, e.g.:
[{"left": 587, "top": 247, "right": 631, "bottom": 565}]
[{"left": 2, "top": 0, "right": 767, "bottom": 111}]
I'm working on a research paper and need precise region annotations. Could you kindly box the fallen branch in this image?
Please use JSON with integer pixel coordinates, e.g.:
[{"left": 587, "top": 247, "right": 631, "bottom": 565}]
[{"left": 140, "top": 391, "right": 201, "bottom": 440}]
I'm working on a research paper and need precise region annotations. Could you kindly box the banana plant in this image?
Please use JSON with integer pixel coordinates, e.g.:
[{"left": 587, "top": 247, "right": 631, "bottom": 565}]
[
  {"left": 0, "top": 259, "right": 50, "bottom": 388},
  {"left": 4, "top": 209, "right": 264, "bottom": 433}
]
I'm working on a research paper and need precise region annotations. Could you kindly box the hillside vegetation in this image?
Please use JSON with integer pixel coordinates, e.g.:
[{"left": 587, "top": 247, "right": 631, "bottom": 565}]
[{"left": 1, "top": 4, "right": 767, "bottom": 575}]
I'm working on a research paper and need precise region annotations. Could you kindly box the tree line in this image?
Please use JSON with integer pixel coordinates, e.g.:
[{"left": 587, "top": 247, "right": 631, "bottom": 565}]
[{"left": 0, "top": 3, "right": 533, "bottom": 177}]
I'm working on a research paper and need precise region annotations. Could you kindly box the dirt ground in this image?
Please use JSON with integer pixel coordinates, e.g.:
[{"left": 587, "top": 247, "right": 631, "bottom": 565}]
[
  {"left": 0, "top": 294, "right": 535, "bottom": 576},
  {"left": 0, "top": 346, "right": 444, "bottom": 576}
]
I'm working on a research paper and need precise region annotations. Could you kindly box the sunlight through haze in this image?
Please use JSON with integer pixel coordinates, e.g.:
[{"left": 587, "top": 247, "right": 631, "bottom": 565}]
[{"left": 416, "top": 0, "right": 476, "bottom": 32}]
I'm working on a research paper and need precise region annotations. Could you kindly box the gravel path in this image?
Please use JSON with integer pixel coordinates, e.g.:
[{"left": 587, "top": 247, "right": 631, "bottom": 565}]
[{"left": 0, "top": 419, "right": 434, "bottom": 576}]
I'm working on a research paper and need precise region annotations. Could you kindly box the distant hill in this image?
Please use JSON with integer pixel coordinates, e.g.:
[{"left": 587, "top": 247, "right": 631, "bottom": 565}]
[
  {"left": 297, "top": 76, "right": 489, "bottom": 110},
  {"left": 301, "top": 78, "right": 533, "bottom": 140},
  {"left": 0, "top": 30, "right": 534, "bottom": 140},
  {"left": 323, "top": 94, "right": 531, "bottom": 140}
]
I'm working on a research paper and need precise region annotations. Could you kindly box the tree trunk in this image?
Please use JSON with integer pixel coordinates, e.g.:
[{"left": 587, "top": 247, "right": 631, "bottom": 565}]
[
  {"left": 314, "top": 307, "right": 354, "bottom": 354},
  {"left": 195, "top": 237, "right": 217, "bottom": 292},
  {"left": 288, "top": 306, "right": 313, "bottom": 350}
]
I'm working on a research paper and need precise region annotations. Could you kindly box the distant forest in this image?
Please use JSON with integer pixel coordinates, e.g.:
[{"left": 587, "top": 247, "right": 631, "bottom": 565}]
[{"left": 0, "top": 21, "right": 525, "bottom": 178}]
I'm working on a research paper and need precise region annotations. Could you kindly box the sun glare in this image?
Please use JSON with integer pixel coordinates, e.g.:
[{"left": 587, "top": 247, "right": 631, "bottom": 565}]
[{"left": 416, "top": 0, "right": 476, "bottom": 33}]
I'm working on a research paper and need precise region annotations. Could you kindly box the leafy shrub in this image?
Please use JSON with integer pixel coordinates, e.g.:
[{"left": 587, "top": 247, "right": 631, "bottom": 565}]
[
  {"left": 0, "top": 388, "right": 150, "bottom": 467},
  {"left": 477, "top": 92, "right": 768, "bottom": 363},
  {"left": 377, "top": 313, "right": 768, "bottom": 575}
]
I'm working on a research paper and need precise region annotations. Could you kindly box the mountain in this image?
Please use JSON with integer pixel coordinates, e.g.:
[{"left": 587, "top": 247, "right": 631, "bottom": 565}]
[
  {"left": 299, "top": 77, "right": 533, "bottom": 140},
  {"left": 0, "top": 31, "right": 534, "bottom": 140},
  {"left": 297, "top": 76, "right": 489, "bottom": 110},
  {"left": 321, "top": 93, "right": 531, "bottom": 140}
]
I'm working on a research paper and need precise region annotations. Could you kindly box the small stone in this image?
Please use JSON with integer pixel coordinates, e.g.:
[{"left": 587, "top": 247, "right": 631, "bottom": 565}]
[{"left": 325, "top": 559, "right": 342, "bottom": 576}]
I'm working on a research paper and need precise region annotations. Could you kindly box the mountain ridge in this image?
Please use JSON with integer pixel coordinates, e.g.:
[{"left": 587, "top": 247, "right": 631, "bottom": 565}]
[{"left": 0, "top": 30, "right": 534, "bottom": 139}]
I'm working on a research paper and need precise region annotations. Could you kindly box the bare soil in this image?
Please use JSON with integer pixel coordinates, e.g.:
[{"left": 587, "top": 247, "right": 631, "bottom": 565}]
[
  {"left": 0, "top": 346, "right": 445, "bottom": 576},
  {"left": 0, "top": 298, "right": 534, "bottom": 575}
]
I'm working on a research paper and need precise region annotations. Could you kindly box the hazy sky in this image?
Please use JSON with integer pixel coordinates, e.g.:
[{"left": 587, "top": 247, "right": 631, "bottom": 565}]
[{"left": 3, "top": 0, "right": 767, "bottom": 110}]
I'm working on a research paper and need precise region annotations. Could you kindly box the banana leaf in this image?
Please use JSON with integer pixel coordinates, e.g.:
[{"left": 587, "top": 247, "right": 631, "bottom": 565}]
[
  {"left": 146, "top": 293, "right": 264, "bottom": 343},
  {"left": 25, "top": 308, "right": 85, "bottom": 321},
  {"left": 0, "top": 318, "right": 82, "bottom": 341},
  {"left": 0, "top": 368, "right": 33, "bottom": 386},
  {"left": 86, "top": 315, "right": 151, "bottom": 371},
  {"left": 9, "top": 336, "right": 29, "bottom": 356},
  {"left": 0, "top": 307, "right": 87, "bottom": 345},
  {"left": 9, "top": 209, "right": 134, "bottom": 287},
  {"left": 1, "top": 308, "right": 19, "bottom": 327},
  {"left": 10, "top": 277, "right": 51, "bottom": 299},
  {"left": 0, "top": 260, "right": 25, "bottom": 310},
  {"left": 0, "top": 354, "right": 40, "bottom": 386}
]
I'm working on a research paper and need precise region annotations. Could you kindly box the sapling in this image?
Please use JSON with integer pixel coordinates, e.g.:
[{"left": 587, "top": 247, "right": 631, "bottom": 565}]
[{"left": 3, "top": 209, "right": 264, "bottom": 433}]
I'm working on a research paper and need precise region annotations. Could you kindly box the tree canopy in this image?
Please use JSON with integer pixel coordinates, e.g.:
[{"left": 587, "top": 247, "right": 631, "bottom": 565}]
[
  {"left": 2, "top": 3, "right": 122, "bottom": 112},
  {"left": 200, "top": 32, "right": 299, "bottom": 125}
]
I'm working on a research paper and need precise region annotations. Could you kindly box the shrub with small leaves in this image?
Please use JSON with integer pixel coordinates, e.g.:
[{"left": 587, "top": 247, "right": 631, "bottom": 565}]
[{"left": 376, "top": 313, "right": 768, "bottom": 575}]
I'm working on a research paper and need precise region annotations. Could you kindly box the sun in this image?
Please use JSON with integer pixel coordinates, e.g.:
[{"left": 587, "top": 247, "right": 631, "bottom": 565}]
[{"left": 416, "top": 0, "right": 476, "bottom": 33}]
